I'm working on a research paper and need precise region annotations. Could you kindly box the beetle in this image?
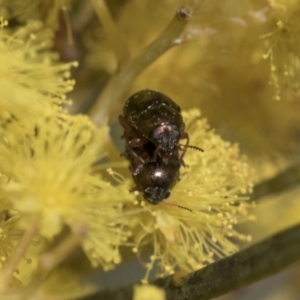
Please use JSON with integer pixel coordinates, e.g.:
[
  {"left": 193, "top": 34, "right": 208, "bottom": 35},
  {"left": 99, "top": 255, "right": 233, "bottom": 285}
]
[
  {"left": 119, "top": 89, "right": 190, "bottom": 165},
  {"left": 119, "top": 89, "right": 203, "bottom": 205}
]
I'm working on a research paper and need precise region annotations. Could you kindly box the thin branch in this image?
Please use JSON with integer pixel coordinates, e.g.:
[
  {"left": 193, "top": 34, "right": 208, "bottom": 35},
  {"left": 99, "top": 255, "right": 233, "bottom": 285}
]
[
  {"left": 2, "top": 226, "right": 89, "bottom": 299},
  {"left": 251, "top": 162, "right": 300, "bottom": 200},
  {"left": 79, "top": 222, "right": 300, "bottom": 300},
  {"left": 1, "top": 223, "right": 38, "bottom": 290},
  {"left": 91, "top": 0, "right": 130, "bottom": 63},
  {"left": 72, "top": 1, "right": 94, "bottom": 33},
  {"left": 38, "top": 225, "right": 87, "bottom": 272},
  {"left": 89, "top": 2, "right": 204, "bottom": 125}
]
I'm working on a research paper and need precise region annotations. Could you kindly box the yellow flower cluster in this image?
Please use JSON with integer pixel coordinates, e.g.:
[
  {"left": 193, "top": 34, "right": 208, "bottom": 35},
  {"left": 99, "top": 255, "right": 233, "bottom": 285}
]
[
  {"left": 0, "top": 18, "right": 135, "bottom": 286},
  {"left": 0, "top": 2, "right": 254, "bottom": 294},
  {"left": 127, "top": 109, "right": 253, "bottom": 281},
  {"left": 0, "top": 0, "right": 70, "bottom": 29}
]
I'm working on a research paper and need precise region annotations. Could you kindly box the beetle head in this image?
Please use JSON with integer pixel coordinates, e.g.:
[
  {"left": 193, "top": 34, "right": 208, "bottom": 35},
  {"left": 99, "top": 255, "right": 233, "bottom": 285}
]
[{"left": 143, "top": 187, "right": 170, "bottom": 204}]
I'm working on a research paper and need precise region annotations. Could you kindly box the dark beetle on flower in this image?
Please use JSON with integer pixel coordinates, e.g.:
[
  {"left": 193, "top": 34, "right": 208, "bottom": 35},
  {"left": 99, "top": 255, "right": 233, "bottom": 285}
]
[{"left": 119, "top": 89, "right": 202, "bottom": 204}]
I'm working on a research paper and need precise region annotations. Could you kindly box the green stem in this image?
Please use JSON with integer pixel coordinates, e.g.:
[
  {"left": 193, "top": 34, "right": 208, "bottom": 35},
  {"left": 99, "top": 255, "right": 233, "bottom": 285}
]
[
  {"left": 80, "top": 222, "right": 300, "bottom": 300},
  {"left": 251, "top": 162, "right": 300, "bottom": 200},
  {"left": 89, "top": 2, "right": 204, "bottom": 125},
  {"left": 1, "top": 223, "right": 38, "bottom": 290},
  {"left": 39, "top": 225, "right": 87, "bottom": 272}
]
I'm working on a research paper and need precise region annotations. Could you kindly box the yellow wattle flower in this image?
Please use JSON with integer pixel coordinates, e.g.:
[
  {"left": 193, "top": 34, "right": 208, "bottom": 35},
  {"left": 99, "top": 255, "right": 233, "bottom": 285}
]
[
  {"left": 0, "top": 112, "right": 135, "bottom": 269},
  {"left": 0, "top": 17, "right": 136, "bottom": 271},
  {"left": 1, "top": 0, "right": 71, "bottom": 29},
  {"left": 0, "top": 18, "right": 76, "bottom": 115},
  {"left": 126, "top": 109, "right": 253, "bottom": 280}
]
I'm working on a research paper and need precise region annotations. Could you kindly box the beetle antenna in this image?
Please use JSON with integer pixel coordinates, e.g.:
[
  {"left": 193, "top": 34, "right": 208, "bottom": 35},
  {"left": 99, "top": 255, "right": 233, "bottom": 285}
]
[
  {"left": 179, "top": 144, "right": 204, "bottom": 152},
  {"left": 163, "top": 201, "right": 193, "bottom": 212}
]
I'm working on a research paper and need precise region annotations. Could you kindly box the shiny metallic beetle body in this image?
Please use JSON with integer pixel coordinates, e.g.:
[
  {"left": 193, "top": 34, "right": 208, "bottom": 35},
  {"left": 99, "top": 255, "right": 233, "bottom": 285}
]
[
  {"left": 123, "top": 142, "right": 180, "bottom": 205},
  {"left": 119, "top": 89, "right": 190, "bottom": 204}
]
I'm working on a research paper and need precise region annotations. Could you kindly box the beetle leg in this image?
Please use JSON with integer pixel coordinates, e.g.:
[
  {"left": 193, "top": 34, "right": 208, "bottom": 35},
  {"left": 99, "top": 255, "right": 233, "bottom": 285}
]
[
  {"left": 118, "top": 115, "right": 131, "bottom": 129},
  {"left": 119, "top": 115, "right": 144, "bottom": 139},
  {"left": 179, "top": 131, "right": 189, "bottom": 167},
  {"left": 119, "top": 114, "right": 149, "bottom": 150},
  {"left": 128, "top": 136, "right": 149, "bottom": 148},
  {"left": 151, "top": 146, "right": 160, "bottom": 162},
  {"left": 125, "top": 144, "right": 144, "bottom": 164}
]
